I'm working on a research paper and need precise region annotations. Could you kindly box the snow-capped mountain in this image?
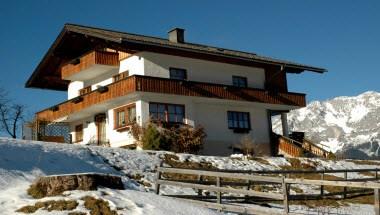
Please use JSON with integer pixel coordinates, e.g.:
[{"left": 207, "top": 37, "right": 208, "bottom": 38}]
[{"left": 272, "top": 91, "right": 380, "bottom": 159}]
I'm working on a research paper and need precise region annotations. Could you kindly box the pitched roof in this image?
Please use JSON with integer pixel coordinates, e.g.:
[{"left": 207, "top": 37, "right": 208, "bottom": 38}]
[
  {"left": 65, "top": 24, "right": 327, "bottom": 72},
  {"left": 25, "top": 23, "right": 326, "bottom": 90}
]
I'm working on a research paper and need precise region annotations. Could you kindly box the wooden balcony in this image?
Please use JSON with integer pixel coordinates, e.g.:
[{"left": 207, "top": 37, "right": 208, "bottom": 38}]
[
  {"left": 36, "top": 75, "right": 306, "bottom": 121},
  {"left": 61, "top": 51, "right": 119, "bottom": 81}
]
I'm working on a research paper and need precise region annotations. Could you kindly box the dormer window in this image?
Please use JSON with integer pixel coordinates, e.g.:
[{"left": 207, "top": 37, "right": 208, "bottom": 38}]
[
  {"left": 232, "top": 76, "right": 247, "bottom": 88},
  {"left": 169, "top": 68, "right": 187, "bottom": 80},
  {"left": 113, "top": 71, "right": 129, "bottom": 82}
]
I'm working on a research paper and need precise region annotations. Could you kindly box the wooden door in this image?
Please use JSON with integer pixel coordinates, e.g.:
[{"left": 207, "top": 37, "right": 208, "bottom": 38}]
[{"left": 95, "top": 113, "right": 107, "bottom": 145}]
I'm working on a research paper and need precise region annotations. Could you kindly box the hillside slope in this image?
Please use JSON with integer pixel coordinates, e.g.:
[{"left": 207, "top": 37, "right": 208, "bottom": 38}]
[
  {"left": 1, "top": 138, "right": 380, "bottom": 214},
  {"left": 0, "top": 138, "right": 218, "bottom": 215},
  {"left": 273, "top": 91, "right": 380, "bottom": 159}
]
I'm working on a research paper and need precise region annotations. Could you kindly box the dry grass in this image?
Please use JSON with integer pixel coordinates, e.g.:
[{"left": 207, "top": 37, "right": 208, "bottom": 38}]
[
  {"left": 280, "top": 158, "right": 317, "bottom": 171},
  {"left": 291, "top": 198, "right": 343, "bottom": 208},
  {"left": 68, "top": 212, "right": 87, "bottom": 215},
  {"left": 163, "top": 154, "right": 216, "bottom": 170},
  {"left": 360, "top": 171, "right": 376, "bottom": 177},
  {"left": 127, "top": 173, "right": 152, "bottom": 187},
  {"left": 290, "top": 186, "right": 304, "bottom": 194},
  {"left": 252, "top": 184, "right": 279, "bottom": 192},
  {"left": 348, "top": 159, "right": 380, "bottom": 166},
  {"left": 27, "top": 182, "right": 46, "bottom": 199},
  {"left": 82, "top": 196, "right": 117, "bottom": 215},
  {"left": 162, "top": 154, "right": 217, "bottom": 181},
  {"left": 16, "top": 200, "right": 78, "bottom": 213},
  {"left": 247, "top": 157, "right": 272, "bottom": 165}
]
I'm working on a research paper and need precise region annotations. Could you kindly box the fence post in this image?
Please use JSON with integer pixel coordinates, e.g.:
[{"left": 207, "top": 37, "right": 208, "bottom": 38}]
[
  {"left": 320, "top": 172, "right": 324, "bottom": 196},
  {"left": 245, "top": 179, "right": 251, "bottom": 201},
  {"left": 216, "top": 176, "right": 221, "bottom": 204},
  {"left": 155, "top": 161, "right": 163, "bottom": 195},
  {"left": 376, "top": 169, "right": 378, "bottom": 180},
  {"left": 375, "top": 189, "right": 380, "bottom": 215},
  {"left": 197, "top": 175, "right": 203, "bottom": 196},
  {"left": 343, "top": 171, "right": 347, "bottom": 199},
  {"left": 282, "top": 176, "right": 289, "bottom": 214}
]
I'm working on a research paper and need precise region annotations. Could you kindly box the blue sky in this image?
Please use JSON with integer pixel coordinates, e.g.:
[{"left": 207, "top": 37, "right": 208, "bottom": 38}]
[{"left": 0, "top": 0, "right": 379, "bottom": 119}]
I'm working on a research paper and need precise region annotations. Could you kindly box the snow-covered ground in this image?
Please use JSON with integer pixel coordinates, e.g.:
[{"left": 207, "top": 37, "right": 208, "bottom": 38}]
[
  {"left": 1, "top": 137, "right": 380, "bottom": 214},
  {"left": 0, "top": 138, "right": 218, "bottom": 215}
]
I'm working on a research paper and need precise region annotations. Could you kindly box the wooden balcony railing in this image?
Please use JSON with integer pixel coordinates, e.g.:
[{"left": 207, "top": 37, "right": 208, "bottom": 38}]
[
  {"left": 61, "top": 51, "right": 119, "bottom": 79},
  {"left": 135, "top": 76, "right": 306, "bottom": 107},
  {"left": 303, "top": 138, "right": 329, "bottom": 158},
  {"left": 36, "top": 75, "right": 306, "bottom": 121},
  {"left": 278, "top": 136, "right": 304, "bottom": 157},
  {"left": 278, "top": 135, "right": 330, "bottom": 158}
]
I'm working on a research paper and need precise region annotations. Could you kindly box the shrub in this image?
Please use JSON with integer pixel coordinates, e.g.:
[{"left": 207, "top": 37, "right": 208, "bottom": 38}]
[
  {"left": 130, "top": 121, "right": 206, "bottom": 154},
  {"left": 141, "top": 123, "right": 170, "bottom": 150},
  {"left": 238, "top": 135, "right": 255, "bottom": 155},
  {"left": 165, "top": 125, "right": 206, "bottom": 154}
]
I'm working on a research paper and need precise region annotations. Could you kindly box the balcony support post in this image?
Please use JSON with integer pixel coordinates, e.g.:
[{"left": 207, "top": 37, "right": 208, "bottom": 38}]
[{"left": 281, "top": 112, "right": 289, "bottom": 137}]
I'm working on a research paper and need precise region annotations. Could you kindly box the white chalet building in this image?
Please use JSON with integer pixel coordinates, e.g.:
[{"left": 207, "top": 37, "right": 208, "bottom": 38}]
[{"left": 26, "top": 24, "right": 326, "bottom": 156}]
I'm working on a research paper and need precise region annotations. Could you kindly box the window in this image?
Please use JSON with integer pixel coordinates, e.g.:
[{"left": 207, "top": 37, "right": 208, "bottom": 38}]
[
  {"left": 79, "top": 86, "right": 91, "bottom": 95},
  {"left": 149, "top": 103, "right": 185, "bottom": 123},
  {"left": 113, "top": 71, "right": 129, "bottom": 82},
  {"left": 114, "top": 104, "right": 136, "bottom": 129},
  {"left": 169, "top": 68, "right": 187, "bottom": 80},
  {"left": 232, "top": 76, "right": 247, "bottom": 88},
  {"left": 74, "top": 124, "right": 83, "bottom": 142},
  {"left": 227, "top": 111, "right": 250, "bottom": 131}
]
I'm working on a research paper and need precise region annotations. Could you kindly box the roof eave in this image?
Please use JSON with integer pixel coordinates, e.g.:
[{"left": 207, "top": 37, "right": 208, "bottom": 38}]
[{"left": 25, "top": 25, "right": 70, "bottom": 89}]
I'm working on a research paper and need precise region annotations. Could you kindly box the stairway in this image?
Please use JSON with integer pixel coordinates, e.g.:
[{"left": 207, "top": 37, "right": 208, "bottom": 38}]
[{"left": 276, "top": 133, "right": 331, "bottom": 158}]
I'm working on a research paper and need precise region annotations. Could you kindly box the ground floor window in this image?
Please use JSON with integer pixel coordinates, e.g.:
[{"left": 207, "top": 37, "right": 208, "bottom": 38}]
[
  {"left": 114, "top": 104, "right": 136, "bottom": 129},
  {"left": 227, "top": 111, "right": 251, "bottom": 132},
  {"left": 149, "top": 102, "right": 185, "bottom": 123},
  {"left": 74, "top": 124, "right": 83, "bottom": 142}
]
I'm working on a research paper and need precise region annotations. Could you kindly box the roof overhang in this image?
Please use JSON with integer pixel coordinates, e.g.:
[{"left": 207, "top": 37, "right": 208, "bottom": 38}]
[{"left": 25, "top": 24, "right": 327, "bottom": 91}]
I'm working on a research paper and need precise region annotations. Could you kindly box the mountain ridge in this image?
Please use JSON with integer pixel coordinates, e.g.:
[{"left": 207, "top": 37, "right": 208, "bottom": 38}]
[{"left": 272, "top": 91, "right": 380, "bottom": 159}]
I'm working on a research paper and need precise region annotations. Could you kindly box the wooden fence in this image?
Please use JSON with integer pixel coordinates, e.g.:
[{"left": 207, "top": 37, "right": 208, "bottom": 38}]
[{"left": 155, "top": 166, "right": 380, "bottom": 215}]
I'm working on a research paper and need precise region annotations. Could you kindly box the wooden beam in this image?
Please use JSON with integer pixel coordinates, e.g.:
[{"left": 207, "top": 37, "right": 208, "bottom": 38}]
[
  {"left": 158, "top": 167, "right": 283, "bottom": 183},
  {"left": 285, "top": 178, "right": 380, "bottom": 189},
  {"left": 174, "top": 198, "right": 284, "bottom": 215},
  {"left": 375, "top": 189, "right": 380, "bottom": 215},
  {"left": 156, "top": 179, "right": 284, "bottom": 200}
]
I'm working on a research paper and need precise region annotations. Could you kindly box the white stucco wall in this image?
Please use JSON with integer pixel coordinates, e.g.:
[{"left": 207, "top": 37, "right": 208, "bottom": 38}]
[
  {"left": 84, "top": 72, "right": 116, "bottom": 91},
  {"left": 193, "top": 103, "right": 270, "bottom": 155},
  {"left": 64, "top": 51, "right": 290, "bottom": 155},
  {"left": 106, "top": 100, "right": 143, "bottom": 147},
  {"left": 67, "top": 81, "right": 84, "bottom": 99},
  {"left": 138, "top": 93, "right": 272, "bottom": 155},
  {"left": 141, "top": 52, "right": 265, "bottom": 89},
  {"left": 70, "top": 116, "right": 97, "bottom": 145},
  {"left": 119, "top": 55, "right": 144, "bottom": 76},
  {"left": 69, "top": 100, "right": 142, "bottom": 148},
  {"left": 67, "top": 51, "right": 266, "bottom": 102}
]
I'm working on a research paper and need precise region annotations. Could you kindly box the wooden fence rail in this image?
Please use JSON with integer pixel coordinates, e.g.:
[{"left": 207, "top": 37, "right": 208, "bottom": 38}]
[{"left": 155, "top": 166, "right": 380, "bottom": 215}]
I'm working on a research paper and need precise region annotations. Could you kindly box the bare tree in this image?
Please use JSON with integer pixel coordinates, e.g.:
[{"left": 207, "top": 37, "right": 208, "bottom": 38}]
[{"left": 0, "top": 88, "right": 25, "bottom": 138}]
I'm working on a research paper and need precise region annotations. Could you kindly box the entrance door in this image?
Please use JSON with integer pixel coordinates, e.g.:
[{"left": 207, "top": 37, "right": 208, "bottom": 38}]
[{"left": 95, "top": 113, "right": 107, "bottom": 146}]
